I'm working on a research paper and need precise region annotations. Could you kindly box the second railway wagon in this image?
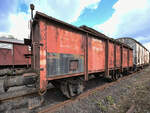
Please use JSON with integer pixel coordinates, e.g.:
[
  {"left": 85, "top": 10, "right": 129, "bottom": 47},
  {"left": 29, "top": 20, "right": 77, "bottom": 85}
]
[
  {"left": 116, "top": 37, "right": 150, "bottom": 70},
  {"left": 3, "top": 10, "right": 133, "bottom": 98},
  {"left": 0, "top": 37, "right": 31, "bottom": 76}
]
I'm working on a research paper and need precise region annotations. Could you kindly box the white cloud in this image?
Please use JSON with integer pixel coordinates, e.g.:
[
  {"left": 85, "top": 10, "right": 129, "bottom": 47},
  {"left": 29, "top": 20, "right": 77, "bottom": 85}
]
[
  {"left": 6, "top": 0, "right": 101, "bottom": 40},
  {"left": 94, "top": 0, "right": 150, "bottom": 38},
  {"left": 9, "top": 12, "right": 30, "bottom": 40},
  {"left": 24, "top": 0, "right": 101, "bottom": 23}
]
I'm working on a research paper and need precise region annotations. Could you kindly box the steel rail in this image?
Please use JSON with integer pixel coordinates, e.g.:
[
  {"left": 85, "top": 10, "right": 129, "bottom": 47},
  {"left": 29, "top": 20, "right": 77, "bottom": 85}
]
[{"left": 0, "top": 88, "right": 38, "bottom": 103}]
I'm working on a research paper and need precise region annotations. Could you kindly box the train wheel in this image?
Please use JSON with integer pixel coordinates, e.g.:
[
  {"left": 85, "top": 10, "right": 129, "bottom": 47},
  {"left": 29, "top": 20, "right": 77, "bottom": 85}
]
[
  {"left": 60, "top": 81, "right": 71, "bottom": 98},
  {"left": 111, "top": 75, "right": 116, "bottom": 81},
  {"left": 115, "top": 73, "right": 119, "bottom": 80},
  {"left": 60, "top": 78, "right": 85, "bottom": 98},
  {"left": 68, "top": 81, "right": 84, "bottom": 97},
  {"left": 119, "top": 74, "right": 123, "bottom": 78},
  {"left": 111, "top": 72, "right": 120, "bottom": 81}
]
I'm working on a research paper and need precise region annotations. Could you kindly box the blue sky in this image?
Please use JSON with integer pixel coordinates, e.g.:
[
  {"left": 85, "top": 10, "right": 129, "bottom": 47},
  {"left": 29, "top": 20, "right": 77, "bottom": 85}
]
[
  {"left": 0, "top": 0, "right": 150, "bottom": 50},
  {"left": 73, "top": 0, "right": 118, "bottom": 27}
]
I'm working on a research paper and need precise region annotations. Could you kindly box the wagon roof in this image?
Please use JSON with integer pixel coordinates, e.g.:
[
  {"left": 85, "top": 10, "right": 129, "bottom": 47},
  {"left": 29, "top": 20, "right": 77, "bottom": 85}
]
[
  {"left": 34, "top": 11, "right": 132, "bottom": 50},
  {"left": 117, "top": 37, "right": 149, "bottom": 52},
  {"left": 79, "top": 25, "right": 108, "bottom": 39},
  {"left": 0, "top": 36, "right": 24, "bottom": 45},
  {"left": 79, "top": 25, "right": 133, "bottom": 49}
]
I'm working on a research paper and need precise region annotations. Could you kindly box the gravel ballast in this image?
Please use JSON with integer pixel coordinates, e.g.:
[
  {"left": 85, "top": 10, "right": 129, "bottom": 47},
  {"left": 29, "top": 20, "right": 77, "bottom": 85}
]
[{"left": 53, "top": 66, "right": 150, "bottom": 113}]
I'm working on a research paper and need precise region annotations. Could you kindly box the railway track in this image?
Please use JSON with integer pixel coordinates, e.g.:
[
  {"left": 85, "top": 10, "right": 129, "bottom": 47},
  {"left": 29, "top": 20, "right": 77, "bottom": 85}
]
[
  {"left": 38, "top": 70, "right": 142, "bottom": 113},
  {"left": 0, "top": 84, "right": 54, "bottom": 103},
  {"left": 0, "top": 87, "right": 38, "bottom": 103},
  {"left": 0, "top": 69, "right": 143, "bottom": 112}
]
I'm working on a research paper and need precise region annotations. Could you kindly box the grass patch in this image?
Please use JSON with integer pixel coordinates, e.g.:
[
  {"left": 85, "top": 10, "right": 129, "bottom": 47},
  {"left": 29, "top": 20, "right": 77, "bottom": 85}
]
[
  {"left": 106, "top": 96, "right": 114, "bottom": 105},
  {"left": 97, "top": 101, "right": 107, "bottom": 111}
]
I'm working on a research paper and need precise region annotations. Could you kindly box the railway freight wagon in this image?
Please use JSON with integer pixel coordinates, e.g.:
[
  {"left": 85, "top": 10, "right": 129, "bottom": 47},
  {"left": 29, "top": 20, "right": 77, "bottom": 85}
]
[
  {"left": 116, "top": 38, "right": 150, "bottom": 69},
  {"left": 0, "top": 37, "right": 31, "bottom": 76},
  {"left": 3, "top": 6, "right": 133, "bottom": 98}
]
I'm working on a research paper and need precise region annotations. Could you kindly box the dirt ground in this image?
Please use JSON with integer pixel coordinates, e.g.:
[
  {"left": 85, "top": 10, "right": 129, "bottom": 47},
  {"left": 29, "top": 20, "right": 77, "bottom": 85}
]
[{"left": 53, "top": 66, "right": 150, "bottom": 113}]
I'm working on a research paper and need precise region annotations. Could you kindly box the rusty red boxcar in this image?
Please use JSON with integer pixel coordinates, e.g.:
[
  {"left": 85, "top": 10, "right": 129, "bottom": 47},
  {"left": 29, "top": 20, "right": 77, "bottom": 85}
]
[
  {"left": 3, "top": 8, "right": 134, "bottom": 99},
  {"left": 28, "top": 11, "right": 133, "bottom": 97}
]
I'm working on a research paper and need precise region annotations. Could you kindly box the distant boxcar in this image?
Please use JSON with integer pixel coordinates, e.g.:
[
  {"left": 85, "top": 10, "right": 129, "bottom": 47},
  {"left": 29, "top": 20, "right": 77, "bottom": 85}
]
[
  {"left": 116, "top": 38, "right": 150, "bottom": 69},
  {"left": 0, "top": 36, "right": 31, "bottom": 75}
]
